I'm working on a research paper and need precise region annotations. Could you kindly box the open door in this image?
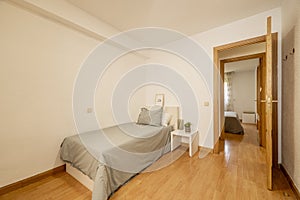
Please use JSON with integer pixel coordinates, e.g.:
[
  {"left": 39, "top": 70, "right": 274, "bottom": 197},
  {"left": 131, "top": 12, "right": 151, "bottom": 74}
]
[
  {"left": 263, "top": 16, "right": 278, "bottom": 190},
  {"left": 260, "top": 54, "right": 267, "bottom": 148}
]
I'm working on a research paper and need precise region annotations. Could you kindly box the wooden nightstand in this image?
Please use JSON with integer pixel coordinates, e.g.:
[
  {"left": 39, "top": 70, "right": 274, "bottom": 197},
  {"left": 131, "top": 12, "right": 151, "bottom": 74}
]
[{"left": 171, "top": 129, "right": 199, "bottom": 157}]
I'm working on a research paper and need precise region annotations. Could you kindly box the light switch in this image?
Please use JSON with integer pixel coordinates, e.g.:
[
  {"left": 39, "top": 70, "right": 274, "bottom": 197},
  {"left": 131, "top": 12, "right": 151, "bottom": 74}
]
[
  {"left": 204, "top": 101, "right": 209, "bottom": 106},
  {"left": 87, "top": 107, "right": 93, "bottom": 113}
]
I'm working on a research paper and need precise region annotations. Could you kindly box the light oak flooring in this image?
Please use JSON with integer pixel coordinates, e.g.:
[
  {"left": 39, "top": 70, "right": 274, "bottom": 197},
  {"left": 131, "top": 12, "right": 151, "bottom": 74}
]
[
  {"left": 0, "top": 172, "right": 92, "bottom": 200},
  {"left": 0, "top": 124, "right": 296, "bottom": 200}
]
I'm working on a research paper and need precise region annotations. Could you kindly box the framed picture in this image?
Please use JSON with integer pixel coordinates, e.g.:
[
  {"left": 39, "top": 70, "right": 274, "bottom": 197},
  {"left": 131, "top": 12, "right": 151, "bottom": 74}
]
[{"left": 155, "top": 94, "right": 164, "bottom": 107}]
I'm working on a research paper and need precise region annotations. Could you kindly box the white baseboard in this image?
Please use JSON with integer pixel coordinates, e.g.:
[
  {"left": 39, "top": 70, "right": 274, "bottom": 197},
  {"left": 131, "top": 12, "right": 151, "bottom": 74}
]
[{"left": 66, "top": 163, "right": 94, "bottom": 191}]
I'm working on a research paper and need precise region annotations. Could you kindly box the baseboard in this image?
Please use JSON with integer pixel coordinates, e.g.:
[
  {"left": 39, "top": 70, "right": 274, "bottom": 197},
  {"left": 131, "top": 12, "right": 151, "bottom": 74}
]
[
  {"left": 0, "top": 165, "right": 66, "bottom": 195},
  {"left": 181, "top": 143, "right": 213, "bottom": 152},
  {"left": 280, "top": 164, "right": 300, "bottom": 200},
  {"left": 199, "top": 146, "right": 213, "bottom": 153}
]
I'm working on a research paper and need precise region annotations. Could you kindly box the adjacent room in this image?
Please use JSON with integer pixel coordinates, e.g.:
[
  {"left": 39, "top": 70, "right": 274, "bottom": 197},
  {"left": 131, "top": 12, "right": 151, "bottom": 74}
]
[
  {"left": 224, "top": 59, "right": 258, "bottom": 135},
  {"left": 0, "top": 0, "right": 299, "bottom": 199}
]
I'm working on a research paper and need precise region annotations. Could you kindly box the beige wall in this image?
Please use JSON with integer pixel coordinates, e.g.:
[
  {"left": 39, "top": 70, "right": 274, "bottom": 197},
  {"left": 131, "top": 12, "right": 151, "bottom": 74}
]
[
  {"left": 95, "top": 53, "right": 146, "bottom": 128},
  {"left": 0, "top": 1, "right": 99, "bottom": 187},
  {"left": 281, "top": 0, "right": 300, "bottom": 192},
  {"left": 231, "top": 70, "right": 256, "bottom": 118},
  {"left": 142, "top": 50, "right": 213, "bottom": 148},
  {"left": 0, "top": 1, "right": 146, "bottom": 187}
]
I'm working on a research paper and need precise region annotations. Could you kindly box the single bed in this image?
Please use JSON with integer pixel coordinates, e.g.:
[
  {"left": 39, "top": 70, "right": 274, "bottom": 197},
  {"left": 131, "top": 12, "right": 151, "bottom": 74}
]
[
  {"left": 224, "top": 111, "right": 244, "bottom": 134},
  {"left": 60, "top": 106, "right": 178, "bottom": 200}
]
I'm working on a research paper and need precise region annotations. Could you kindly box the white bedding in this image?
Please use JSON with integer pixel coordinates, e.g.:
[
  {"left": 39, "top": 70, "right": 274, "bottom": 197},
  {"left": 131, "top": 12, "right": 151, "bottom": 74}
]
[{"left": 225, "top": 111, "right": 238, "bottom": 118}]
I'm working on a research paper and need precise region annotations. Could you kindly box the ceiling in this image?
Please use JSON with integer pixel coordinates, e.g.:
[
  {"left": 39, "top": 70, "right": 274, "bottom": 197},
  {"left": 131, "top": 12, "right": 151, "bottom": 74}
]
[
  {"left": 67, "top": 0, "right": 281, "bottom": 35},
  {"left": 225, "top": 58, "right": 259, "bottom": 73}
]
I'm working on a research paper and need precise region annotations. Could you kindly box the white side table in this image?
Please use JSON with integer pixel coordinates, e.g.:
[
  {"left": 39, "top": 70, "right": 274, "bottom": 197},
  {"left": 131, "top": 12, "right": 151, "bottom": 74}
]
[{"left": 171, "top": 129, "right": 199, "bottom": 157}]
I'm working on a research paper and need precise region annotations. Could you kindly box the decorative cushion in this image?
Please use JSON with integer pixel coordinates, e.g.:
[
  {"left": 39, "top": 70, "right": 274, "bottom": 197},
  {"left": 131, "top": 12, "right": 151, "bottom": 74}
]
[{"left": 137, "top": 106, "right": 163, "bottom": 126}]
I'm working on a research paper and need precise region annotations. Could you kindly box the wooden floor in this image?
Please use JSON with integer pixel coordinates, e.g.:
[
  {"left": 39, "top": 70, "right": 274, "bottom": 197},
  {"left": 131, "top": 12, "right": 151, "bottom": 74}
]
[{"left": 0, "top": 124, "right": 296, "bottom": 200}]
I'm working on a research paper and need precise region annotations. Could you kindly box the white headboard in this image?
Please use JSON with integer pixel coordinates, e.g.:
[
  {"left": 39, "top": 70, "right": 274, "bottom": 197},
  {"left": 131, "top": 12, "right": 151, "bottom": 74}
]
[{"left": 164, "top": 106, "right": 179, "bottom": 130}]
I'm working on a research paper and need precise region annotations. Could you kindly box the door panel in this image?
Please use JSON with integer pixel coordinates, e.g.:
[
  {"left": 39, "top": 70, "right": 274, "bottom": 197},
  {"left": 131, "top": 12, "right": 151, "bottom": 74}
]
[
  {"left": 220, "top": 61, "right": 225, "bottom": 140},
  {"left": 261, "top": 17, "right": 278, "bottom": 191},
  {"left": 272, "top": 33, "right": 278, "bottom": 167},
  {"left": 260, "top": 55, "right": 267, "bottom": 148},
  {"left": 256, "top": 61, "right": 262, "bottom": 144}
]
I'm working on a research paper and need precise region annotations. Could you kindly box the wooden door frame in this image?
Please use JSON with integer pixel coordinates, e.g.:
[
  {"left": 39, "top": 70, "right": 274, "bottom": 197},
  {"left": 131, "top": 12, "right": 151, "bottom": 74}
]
[
  {"left": 213, "top": 33, "right": 278, "bottom": 159},
  {"left": 213, "top": 33, "right": 279, "bottom": 187},
  {"left": 213, "top": 35, "right": 266, "bottom": 153}
]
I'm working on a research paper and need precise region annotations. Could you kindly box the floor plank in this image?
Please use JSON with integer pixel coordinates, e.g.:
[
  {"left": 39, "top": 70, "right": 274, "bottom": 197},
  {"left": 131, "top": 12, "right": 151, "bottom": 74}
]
[{"left": 0, "top": 124, "right": 296, "bottom": 200}]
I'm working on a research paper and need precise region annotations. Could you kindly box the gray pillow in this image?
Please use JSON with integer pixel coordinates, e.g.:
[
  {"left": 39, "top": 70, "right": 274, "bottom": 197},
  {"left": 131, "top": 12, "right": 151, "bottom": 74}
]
[
  {"left": 137, "top": 108, "right": 151, "bottom": 125},
  {"left": 137, "top": 107, "right": 163, "bottom": 127}
]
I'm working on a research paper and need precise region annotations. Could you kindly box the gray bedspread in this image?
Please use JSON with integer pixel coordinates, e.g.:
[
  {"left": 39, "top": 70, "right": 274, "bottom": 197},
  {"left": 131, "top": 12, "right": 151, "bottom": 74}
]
[
  {"left": 224, "top": 112, "right": 244, "bottom": 134},
  {"left": 60, "top": 123, "right": 172, "bottom": 200}
]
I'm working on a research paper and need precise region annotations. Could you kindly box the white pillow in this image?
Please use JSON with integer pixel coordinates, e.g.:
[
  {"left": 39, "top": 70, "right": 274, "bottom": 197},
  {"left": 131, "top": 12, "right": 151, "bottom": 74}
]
[
  {"left": 149, "top": 105, "right": 162, "bottom": 111},
  {"left": 161, "top": 112, "right": 172, "bottom": 127}
]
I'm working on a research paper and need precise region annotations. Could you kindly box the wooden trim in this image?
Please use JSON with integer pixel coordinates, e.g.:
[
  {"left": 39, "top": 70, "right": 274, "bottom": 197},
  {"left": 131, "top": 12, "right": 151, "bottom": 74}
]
[
  {"left": 221, "top": 53, "right": 265, "bottom": 63},
  {"left": 220, "top": 61, "right": 225, "bottom": 140},
  {"left": 0, "top": 165, "right": 66, "bottom": 195},
  {"left": 280, "top": 164, "right": 300, "bottom": 200},
  {"left": 198, "top": 146, "right": 213, "bottom": 152},
  {"left": 266, "top": 16, "right": 273, "bottom": 190},
  {"left": 272, "top": 32, "right": 279, "bottom": 167},
  {"left": 214, "top": 35, "right": 266, "bottom": 52},
  {"left": 213, "top": 47, "right": 220, "bottom": 153},
  {"left": 261, "top": 54, "right": 267, "bottom": 148},
  {"left": 213, "top": 138, "right": 220, "bottom": 153},
  {"left": 257, "top": 58, "right": 262, "bottom": 145}
]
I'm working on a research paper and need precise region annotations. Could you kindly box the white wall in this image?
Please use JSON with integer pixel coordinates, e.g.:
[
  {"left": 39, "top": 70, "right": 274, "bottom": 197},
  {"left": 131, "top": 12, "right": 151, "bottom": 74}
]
[
  {"left": 230, "top": 70, "right": 256, "bottom": 118},
  {"left": 193, "top": 8, "right": 281, "bottom": 59},
  {"left": 0, "top": 1, "right": 148, "bottom": 188},
  {"left": 95, "top": 53, "right": 146, "bottom": 128},
  {"left": 142, "top": 50, "right": 213, "bottom": 148},
  {"left": 281, "top": 0, "right": 300, "bottom": 192},
  {"left": 0, "top": 1, "right": 99, "bottom": 187},
  {"left": 10, "top": 0, "right": 119, "bottom": 39}
]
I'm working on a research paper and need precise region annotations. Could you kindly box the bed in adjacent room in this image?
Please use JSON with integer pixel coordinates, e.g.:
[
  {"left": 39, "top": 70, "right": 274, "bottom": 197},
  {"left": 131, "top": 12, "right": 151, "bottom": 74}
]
[
  {"left": 60, "top": 106, "right": 178, "bottom": 200},
  {"left": 224, "top": 111, "right": 244, "bottom": 134}
]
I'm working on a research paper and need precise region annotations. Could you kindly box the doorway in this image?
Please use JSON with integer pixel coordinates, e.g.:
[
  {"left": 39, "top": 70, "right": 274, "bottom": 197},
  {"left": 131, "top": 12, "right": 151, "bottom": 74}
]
[
  {"left": 213, "top": 35, "right": 266, "bottom": 154},
  {"left": 221, "top": 53, "right": 265, "bottom": 146},
  {"left": 213, "top": 31, "right": 278, "bottom": 190}
]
